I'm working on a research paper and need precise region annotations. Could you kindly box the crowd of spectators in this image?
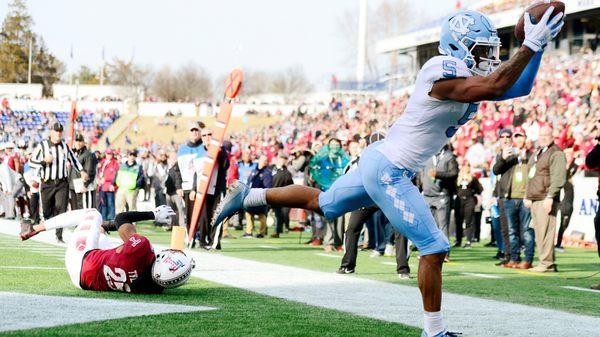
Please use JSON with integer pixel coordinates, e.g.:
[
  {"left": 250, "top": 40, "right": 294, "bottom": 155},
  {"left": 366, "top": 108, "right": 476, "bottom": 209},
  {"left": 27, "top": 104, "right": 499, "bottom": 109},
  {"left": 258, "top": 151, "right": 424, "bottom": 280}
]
[
  {"left": 0, "top": 104, "right": 119, "bottom": 147},
  {"left": 476, "top": 0, "right": 532, "bottom": 15},
  {"left": 0, "top": 51, "right": 598, "bottom": 279}
]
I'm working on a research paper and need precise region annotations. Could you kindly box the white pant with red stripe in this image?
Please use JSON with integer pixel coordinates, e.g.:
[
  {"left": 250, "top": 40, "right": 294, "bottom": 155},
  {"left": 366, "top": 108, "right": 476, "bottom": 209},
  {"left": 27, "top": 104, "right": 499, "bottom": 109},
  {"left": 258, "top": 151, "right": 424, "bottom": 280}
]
[{"left": 43, "top": 209, "right": 113, "bottom": 288}]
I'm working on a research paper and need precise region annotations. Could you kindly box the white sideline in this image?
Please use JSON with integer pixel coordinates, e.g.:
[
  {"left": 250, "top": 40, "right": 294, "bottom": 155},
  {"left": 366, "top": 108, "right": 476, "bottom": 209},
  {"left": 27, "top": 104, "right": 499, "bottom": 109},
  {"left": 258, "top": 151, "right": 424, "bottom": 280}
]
[
  {"left": 315, "top": 253, "right": 341, "bottom": 258},
  {"left": 258, "top": 245, "right": 281, "bottom": 250},
  {"left": 460, "top": 272, "right": 503, "bottom": 279},
  {"left": 0, "top": 266, "right": 64, "bottom": 270},
  {"left": 1, "top": 219, "right": 600, "bottom": 336},
  {"left": 561, "top": 286, "right": 600, "bottom": 294},
  {"left": 0, "top": 292, "right": 215, "bottom": 332}
]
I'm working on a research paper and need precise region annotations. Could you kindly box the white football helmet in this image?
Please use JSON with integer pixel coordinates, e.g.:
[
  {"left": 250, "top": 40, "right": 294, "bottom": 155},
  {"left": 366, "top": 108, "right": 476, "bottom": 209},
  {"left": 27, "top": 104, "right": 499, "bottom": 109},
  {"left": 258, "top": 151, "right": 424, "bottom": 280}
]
[
  {"left": 152, "top": 249, "right": 195, "bottom": 288},
  {"left": 438, "top": 10, "right": 501, "bottom": 77}
]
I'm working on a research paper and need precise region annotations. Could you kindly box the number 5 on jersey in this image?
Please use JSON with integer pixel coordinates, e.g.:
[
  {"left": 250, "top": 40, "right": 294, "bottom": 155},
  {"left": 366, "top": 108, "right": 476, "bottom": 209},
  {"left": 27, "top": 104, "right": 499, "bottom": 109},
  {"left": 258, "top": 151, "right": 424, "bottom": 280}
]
[{"left": 445, "top": 103, "right": 479, "bottom": 138}]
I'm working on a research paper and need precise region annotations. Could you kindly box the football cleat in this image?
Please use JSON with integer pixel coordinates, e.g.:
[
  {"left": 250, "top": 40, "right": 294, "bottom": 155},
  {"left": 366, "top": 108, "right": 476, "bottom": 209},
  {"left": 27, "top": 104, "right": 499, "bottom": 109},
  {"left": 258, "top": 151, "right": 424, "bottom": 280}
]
[
  {"left": 211, "top": 180, "right": 261, "bottom": 228},
  {"left": 19, "top": 219, "right": 39, "bottom": 241}
]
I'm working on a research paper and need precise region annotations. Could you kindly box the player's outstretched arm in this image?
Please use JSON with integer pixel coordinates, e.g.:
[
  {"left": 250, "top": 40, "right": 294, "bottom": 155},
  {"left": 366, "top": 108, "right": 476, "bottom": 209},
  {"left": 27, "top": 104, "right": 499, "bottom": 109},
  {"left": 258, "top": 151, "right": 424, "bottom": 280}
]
[
  {"left": 492, "top": 50, "right": 542, "bottom": 101},
  {"left": 431, "top": 7, "right": 563, "bottom": 103},
  {"left": 430, "top": 46, "right": 534, "bottom": 103},
  {"left": 115, "top": 211, "right": 153, "bottom": 242},
  {"left": 115, "top": 206, "right": 176, "bottom": 242}
]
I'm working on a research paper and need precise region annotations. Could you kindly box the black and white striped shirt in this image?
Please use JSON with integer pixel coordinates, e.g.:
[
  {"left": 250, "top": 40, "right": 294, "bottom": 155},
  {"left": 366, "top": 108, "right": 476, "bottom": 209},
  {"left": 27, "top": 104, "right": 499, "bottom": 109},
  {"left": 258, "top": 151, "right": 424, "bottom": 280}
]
[{"left": 29, "top": 140, "right": 83, "bottom": 181}]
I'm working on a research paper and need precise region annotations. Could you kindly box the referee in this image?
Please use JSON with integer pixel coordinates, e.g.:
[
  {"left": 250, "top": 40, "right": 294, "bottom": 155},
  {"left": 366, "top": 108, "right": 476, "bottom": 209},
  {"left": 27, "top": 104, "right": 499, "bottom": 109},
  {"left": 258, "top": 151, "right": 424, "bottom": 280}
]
[{"left": 29, "top": 122, "right": 86, "bottom": 243}]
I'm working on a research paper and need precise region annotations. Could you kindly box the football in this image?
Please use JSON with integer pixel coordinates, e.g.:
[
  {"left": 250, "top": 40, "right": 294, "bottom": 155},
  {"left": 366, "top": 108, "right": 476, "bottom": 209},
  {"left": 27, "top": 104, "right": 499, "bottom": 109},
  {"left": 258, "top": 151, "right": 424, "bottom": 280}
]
[{"left": 514, "top": 1, "right": 565, "bottom": 41}]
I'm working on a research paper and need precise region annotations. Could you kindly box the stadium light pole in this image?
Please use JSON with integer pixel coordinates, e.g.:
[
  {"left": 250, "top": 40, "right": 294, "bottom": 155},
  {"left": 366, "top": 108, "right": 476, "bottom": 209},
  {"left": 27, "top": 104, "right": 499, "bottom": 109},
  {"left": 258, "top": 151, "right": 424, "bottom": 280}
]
[
  {"left": 100, "top": 46, "right": 105, "bottom": 85},
  {"left": 356, "top": 0, "right": 368, "bottom": 87},
  {"left": 27, "top": 37, "right": 32, "bottom": 84}
]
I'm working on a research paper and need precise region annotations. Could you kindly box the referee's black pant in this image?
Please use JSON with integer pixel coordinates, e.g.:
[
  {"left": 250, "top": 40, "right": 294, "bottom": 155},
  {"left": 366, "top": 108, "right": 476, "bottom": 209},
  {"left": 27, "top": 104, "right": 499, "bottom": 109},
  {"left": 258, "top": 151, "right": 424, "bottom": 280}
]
[
  {"left": 69, "top": 189, "right": 96, "bottom": 211},
  {"left": 41, "top": 179, "right": 69, "bottom": 240},
  {"left": 199, "top": 193, "right": 221, "bottom": 249},
  {"left": 340, "top": 206, "right": 410, "bottom": 274}
]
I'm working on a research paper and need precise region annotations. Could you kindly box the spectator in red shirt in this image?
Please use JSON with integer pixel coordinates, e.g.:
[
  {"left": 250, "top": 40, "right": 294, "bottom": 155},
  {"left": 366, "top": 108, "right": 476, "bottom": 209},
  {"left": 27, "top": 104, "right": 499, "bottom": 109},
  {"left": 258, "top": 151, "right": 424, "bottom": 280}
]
[{"left": 97, "top": 149, "right": 120, "bottom": 221}]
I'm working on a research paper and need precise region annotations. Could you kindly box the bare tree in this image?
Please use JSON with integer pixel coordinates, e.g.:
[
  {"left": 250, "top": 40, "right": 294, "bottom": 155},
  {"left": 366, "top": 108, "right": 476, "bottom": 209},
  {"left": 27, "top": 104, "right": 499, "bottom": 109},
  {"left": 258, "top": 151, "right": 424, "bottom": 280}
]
[
  {"left": 242, "top": 69, "right": 272, "bottom": 96},
  {"left": 105, "top": 57, "right": 153, "bottom": 91},
  {"left": 151, "top": 65, "right": 177, "bottom": 101},
  {"left": 175, "top": 62, "right": 212, "bottom": 101},
  {"left": 270, "top": 65, "right": 312, "bottom": 101},
  {"left": 151, "top": 62, "right": 212, "bottom": 102}
]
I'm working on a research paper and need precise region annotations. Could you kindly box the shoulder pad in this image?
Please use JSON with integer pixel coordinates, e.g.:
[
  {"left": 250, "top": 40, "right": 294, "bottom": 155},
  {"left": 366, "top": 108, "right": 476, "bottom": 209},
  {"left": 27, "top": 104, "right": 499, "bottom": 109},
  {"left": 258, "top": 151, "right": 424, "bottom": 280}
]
[{"left": 419, "top": 55, "right": 472, "bottom": 85}]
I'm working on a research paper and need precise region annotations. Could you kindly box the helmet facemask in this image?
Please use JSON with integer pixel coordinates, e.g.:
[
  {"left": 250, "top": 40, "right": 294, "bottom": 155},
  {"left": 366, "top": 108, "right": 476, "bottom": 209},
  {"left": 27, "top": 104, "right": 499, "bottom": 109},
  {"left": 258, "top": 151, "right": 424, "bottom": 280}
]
[{"left": 462, "top": 36, "right": 501, "bottom": 76}]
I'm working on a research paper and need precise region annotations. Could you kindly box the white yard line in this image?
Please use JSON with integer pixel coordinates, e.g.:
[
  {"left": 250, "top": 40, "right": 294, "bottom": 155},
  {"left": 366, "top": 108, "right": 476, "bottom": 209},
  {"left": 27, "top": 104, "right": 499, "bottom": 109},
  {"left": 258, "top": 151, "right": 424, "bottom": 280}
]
[
  {"left": 0, "top": 247, "right": 64, "bottom": 250},
  {"left": 2, "top": 219, "right": 599, "bottom": 337},
  {"left": 315, "top": 253, "right": 341, "bottom": 259},
  {"left": 0, "top": 292, "right": 215, "bottom": 332},
  {"left": 258, "top": 245, "right": 281, "bottom": 250},
  {"left": 460, "top": 272, "right": 503, "bottom": 279},
  {"left": 0, "top": 266, "right": 64, "bottom": 270},
  {"left": 561, "top": 286, "right": 600, "bottom": 294},
  {"left": 381, "top": 261, "right": 397, "bottom": 266}
]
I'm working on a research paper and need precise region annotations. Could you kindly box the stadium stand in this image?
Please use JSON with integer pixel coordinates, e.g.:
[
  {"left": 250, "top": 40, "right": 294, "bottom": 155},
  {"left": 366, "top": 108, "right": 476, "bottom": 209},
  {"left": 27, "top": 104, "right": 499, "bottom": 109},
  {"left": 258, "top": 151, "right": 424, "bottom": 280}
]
[{"left": 0, "top": 108, "right": 120, "bottom": 144}]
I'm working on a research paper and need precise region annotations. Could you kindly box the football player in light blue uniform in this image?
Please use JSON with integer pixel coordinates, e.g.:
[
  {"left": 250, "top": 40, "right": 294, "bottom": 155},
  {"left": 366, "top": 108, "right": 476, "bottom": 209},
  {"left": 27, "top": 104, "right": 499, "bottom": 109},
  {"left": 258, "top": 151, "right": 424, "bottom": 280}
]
[{"left": 212, "top": 8, "right": 564, "bottom": 337}]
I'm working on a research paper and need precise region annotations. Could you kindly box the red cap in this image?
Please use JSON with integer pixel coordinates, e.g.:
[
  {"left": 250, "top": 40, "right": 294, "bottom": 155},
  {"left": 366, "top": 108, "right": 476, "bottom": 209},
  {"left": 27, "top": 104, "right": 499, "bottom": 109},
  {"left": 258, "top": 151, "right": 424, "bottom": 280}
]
[{"left": 105, "top": 149, "right": 114, "bottom": 155}]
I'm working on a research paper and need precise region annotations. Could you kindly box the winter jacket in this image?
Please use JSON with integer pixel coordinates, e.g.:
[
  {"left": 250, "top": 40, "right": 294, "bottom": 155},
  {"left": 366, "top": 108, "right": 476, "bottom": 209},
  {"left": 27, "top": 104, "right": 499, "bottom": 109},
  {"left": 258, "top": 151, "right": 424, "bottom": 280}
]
[
  {"left": 116, "top": 161, "right": 144, "bottom": 191},
  {"left": 420, "top": 148, "right": 458, "bottom": 197},
  {"left": 97, "top": 158, "right": 120, "bottom": 192},
  {"left": 248, "top": 166, "right": 273, "bottom": 189},
  {"left": 525, "top": 143, "right": 567, "bottom": 201},
  {"left": 165, "top": 163, "right": 183, "bottom": 196},
  {"left": 69, "top": 147, "right": 97, "bottom": 189},
  {"left": 272, "top": 166, "right": 294, "bottom": 188},
  {"left": 492, "top": 150, "right": 532, "bottom": 199},
  {"left": 177, "top": 139, "right": 206, "bottom": 191}
]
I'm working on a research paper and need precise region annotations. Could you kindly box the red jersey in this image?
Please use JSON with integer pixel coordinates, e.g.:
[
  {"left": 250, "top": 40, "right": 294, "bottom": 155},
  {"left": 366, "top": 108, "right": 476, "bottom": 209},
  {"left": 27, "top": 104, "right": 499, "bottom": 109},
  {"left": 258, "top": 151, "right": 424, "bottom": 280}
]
[{"left": 80, "top": 234, "right": 163, "bottom": 294}]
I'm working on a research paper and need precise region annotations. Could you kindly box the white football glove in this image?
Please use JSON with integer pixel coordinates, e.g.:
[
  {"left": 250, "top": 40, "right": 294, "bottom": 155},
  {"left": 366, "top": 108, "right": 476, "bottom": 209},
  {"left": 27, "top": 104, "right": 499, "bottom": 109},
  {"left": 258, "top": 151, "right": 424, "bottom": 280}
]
[
  {"left": 153, "top": 205, "right": 176, "bottom": 225},
  {"left": 523, "top": 6, "right": 564, "bottom": 53}
]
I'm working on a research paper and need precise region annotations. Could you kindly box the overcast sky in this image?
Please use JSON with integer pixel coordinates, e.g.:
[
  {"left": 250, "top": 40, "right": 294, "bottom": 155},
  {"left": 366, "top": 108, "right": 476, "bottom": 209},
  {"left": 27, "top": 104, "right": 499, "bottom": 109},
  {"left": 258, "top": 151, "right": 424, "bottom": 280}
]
[{"left": 1, "top": 0, "right": 475, "bottom": 88}]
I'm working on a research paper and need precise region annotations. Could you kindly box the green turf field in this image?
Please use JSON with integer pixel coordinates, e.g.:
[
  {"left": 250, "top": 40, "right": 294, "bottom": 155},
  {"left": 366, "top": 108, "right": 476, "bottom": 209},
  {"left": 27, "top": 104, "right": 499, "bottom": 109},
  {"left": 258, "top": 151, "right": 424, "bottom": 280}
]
[
  {"left": 133, "top": 223, "right": 600, "bottom": 317},
  {"left": 2, "top": 222, "right": 599, "bottom": 336},
  {"left": 0, "top": 233, "right": 420, "bottom": 337}
]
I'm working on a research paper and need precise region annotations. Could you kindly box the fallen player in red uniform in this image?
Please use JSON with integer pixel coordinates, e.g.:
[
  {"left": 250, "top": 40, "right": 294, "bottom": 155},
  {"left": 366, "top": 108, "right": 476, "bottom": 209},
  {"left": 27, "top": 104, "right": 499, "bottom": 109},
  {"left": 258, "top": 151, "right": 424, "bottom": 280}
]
[{"left": 20, "top": 206, "right": 194, "bottom": 293}]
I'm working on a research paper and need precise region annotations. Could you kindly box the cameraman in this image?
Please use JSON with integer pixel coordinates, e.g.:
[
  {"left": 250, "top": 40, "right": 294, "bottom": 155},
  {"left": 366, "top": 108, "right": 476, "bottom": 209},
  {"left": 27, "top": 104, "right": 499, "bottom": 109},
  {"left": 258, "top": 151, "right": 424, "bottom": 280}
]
[{"left": 492, "top": 127, "right": 534, "bottom": 269}]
